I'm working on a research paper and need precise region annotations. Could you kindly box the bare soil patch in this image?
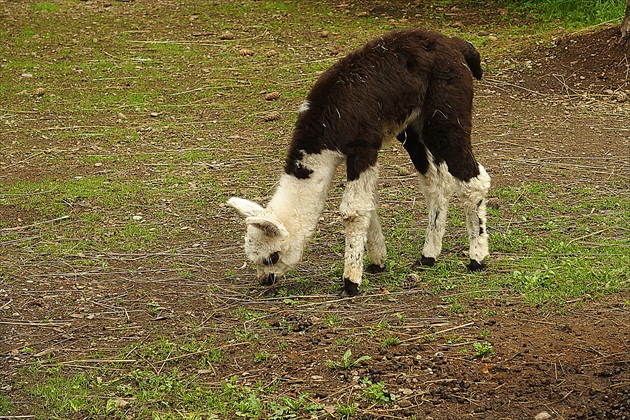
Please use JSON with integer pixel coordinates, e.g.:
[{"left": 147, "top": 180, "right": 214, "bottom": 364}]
[{"left": 509, "top": 25, "right": 630, "bottom": 95}]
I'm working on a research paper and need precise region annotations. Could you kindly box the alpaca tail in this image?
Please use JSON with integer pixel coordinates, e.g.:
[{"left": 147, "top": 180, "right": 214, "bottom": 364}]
[{"left": 453, "top": 38, "right": 483, "bottom": 80}]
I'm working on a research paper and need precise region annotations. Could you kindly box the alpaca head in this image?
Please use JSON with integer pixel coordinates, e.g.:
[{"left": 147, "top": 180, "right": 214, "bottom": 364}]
[{"left": 227, "top": 197, "right": 303, "bottom": 285}]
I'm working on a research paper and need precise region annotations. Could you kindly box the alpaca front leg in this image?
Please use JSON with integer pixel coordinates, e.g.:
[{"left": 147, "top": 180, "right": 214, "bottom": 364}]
[
  {"left": 458, "top": 164, "right": 491, "bottom": 271},
  {"left": 340, "top": 164, "right": 378, "bottom": 295},
  {"left": 341, "top": 213, "right": 371, "bottom": 295}
]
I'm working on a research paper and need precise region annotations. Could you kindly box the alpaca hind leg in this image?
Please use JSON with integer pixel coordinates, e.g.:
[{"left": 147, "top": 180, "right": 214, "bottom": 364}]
[
  {"left": 340, "top": 164, "right": 378, "bottom": 295},
  {"left": 399, "top": 124, "right": 452, "bottom": 267},
  {"left": 456, "top": 163, "right": 491, "bottom": 271},
  {"left": 419, "top": 161, "right": 453, "bottom": 266}
]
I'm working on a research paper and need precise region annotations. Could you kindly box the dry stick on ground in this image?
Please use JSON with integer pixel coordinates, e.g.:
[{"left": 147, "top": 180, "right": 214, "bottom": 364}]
[
  {"left": 481, "top": 78, "right": 543, "bottom": 96},
  {"left": 1, "top": 150, "right": 47, "bottom": 170},
  {"left": 398, "top": 322, "right": 475, "bottom": 344},
  {"left": 0, "top": 215, "right": 70, "bottom": 233},
  {"left": 565, "top": 226, "right": 616, "bottom": 246}
]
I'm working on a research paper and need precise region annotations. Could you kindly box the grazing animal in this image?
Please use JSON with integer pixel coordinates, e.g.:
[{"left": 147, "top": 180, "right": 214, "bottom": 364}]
[{"left": 228, "top": 28, "right": 490, "bottom": 296}]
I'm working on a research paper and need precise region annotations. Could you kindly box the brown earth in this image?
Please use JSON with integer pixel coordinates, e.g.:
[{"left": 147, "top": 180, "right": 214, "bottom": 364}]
[
  {"left": 1, "top": 2, "right": 629, "bottom": 419},
  {"left": 509, "top": 26, "right": 630, "bottom": 95}
]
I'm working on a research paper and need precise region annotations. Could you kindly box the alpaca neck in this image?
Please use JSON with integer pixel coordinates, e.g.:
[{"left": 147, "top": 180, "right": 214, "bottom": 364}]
[{"left": 268, "top": 150, "right": 344, "bottom": 242}]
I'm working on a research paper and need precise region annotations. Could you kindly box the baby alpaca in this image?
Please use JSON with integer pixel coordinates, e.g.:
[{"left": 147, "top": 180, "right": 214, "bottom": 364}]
[{"left": 228, "top": 28, "right": 490, "bottom": 296}]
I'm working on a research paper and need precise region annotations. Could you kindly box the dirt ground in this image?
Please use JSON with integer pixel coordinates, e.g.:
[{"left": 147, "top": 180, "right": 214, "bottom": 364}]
[{"left": 1, "top": 2, "right": 629, "bottom": 419}]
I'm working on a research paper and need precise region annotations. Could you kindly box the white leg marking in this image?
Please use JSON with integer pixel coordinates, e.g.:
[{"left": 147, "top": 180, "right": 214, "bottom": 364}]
[
  {"left": 420, "top": 161, "right": 454, "bottom": 260},
  {"left": 340, "top": 165, "right": 379, "bottom": 285},
  {"left": 366, "top": 190, "right": 386, "bottom": 267},
  {"left": 456, "top": 164, "right": 491, "bottom": 263}
]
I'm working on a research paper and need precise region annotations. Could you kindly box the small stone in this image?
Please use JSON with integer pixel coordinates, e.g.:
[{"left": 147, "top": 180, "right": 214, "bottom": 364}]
[
  {"left": 150, "top": 112, "right": 159, "bottom": 117},
  {"left": 21, "top": 73, "right": 33, "bottom": 78},
  {"left": 94, "top": 162, "right": 103, "bottom": 167},
  {"left": 219, "top": 31, "right": 234, "bottom": 40},
  {"left": 320, "top": 30, "right": 330, "bottom": 38},
  {"left": 239, "top": 49, "right": 254, "bottom": 56},
  {"left": 262, "top": 111, "right": 280, "bottom": 121},
  {"left": 534, "top": 412, "right": 552, "bottom": 420},
  {"left": 132, "top": 215, "right": 143, "bottom": 221},
  {"left": 401, "top": 273, "right": 420, "bottom": 289},
  {"left": 264, "top": 91, "right": 280, "bottom": 101}
]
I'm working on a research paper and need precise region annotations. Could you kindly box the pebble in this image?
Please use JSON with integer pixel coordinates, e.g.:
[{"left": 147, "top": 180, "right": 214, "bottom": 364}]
[
  {"left": 219, "top": 31, "right": 234, "bottom": 40},
  {"left": 132, "top": 215, "right": 143, "bottom": 221},
  {"left": 263, "top": 111, "right": 280, "bottom": 121},
  {"left": 534, "top": 411, "right": 552, "bottom": 420},
  {"left": 264, "top": 91, "right": 280, "bottom": 101},
  {"left": 401, "top": 273, "right": 420, "bottom": 289}
]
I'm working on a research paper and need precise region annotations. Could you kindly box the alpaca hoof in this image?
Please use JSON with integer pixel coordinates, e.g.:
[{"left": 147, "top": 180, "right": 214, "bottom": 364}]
[
  {"left": 365, "top": 263, "right": 385, "bottom": 274},
  {"left": 467, "top": 260, "right": 486, "bottom": 272},
  {"left": 419, "top": 255, "right": 436, "bottom": 267},
  {"left": 259, "top": 273, "right": 277, "bottom": 286},
  {"left": 343, "top": 278, "right": 359, "bottom": 296}
]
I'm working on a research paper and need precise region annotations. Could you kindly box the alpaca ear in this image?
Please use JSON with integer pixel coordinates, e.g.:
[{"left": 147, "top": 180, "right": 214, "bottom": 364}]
[
  {"left": 246, "top": 216, "right": 289, "bottom": 240},
  {"left": 227, "top": 197, "right": 264, "bottom": 218}
]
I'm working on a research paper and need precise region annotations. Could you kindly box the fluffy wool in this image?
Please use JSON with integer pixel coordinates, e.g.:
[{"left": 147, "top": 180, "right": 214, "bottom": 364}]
[{"left": 228, "top": 28, "right": 490, "bottom": 295}]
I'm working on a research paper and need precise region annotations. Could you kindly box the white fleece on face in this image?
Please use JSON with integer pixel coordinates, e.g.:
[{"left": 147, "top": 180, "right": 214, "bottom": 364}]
[{"left": 230, "top": 149, "right": 344, "bottom": 279}]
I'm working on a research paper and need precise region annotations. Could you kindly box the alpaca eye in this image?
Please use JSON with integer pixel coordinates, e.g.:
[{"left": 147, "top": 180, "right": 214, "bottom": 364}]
[{"left": 262, "top": 252, "right": 279, "bottom": 266}]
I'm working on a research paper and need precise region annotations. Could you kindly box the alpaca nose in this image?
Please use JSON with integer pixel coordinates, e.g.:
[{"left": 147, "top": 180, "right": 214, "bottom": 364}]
[{"left": 258, "top": 273, "right": 276, "bottom": 286}]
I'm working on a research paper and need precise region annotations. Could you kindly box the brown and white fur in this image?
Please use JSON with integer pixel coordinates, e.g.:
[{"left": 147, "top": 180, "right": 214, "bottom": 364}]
[{"left": 228, "top": 28, "right": 490, "bottom": 296}]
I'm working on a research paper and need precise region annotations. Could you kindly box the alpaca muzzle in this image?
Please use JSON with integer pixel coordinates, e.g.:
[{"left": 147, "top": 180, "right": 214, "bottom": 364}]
[{"left": 258, "top": 273, "right": 277, "bottom": 286}]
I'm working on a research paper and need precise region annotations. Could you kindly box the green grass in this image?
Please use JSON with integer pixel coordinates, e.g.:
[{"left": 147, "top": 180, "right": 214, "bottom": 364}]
[
  {"left": 326, "top": 349, "right": 372, "bottom": 370},
  {"left": 361, "top": 378, "right": 396, "bottom": 405},
  {"left": 30, "top": 2, "right": 60, "bottom": 12},
  {"left": 368, "top": 180, "right": 630, "bottom": 308},
  {"left": 12, "top": 340, "right": 325, "bottom": 419},
  {"left": 509, "top": 0, "right": 627, "bottom": 27}
]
